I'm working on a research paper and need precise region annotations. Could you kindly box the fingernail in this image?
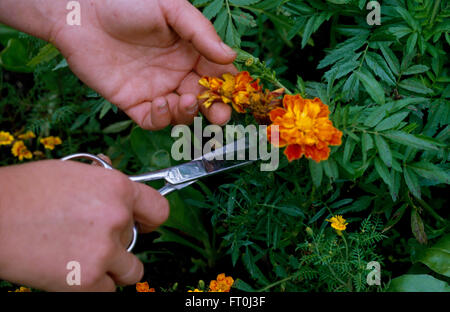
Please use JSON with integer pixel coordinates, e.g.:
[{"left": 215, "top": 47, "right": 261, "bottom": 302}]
[
  {"left": 156, "top": 99, "right": 168, "bottom": 113},
  {"left": 187, "top": 102, "right": 198, "bottom": 114},
  {"left": 220, "top": 42, "right": 236, "bottom": 56}
]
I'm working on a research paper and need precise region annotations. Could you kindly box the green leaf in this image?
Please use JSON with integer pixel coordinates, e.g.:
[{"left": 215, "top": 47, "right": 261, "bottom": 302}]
[
  {"left": 233, "top": 279, "right": 256, "bottom": 292},
  {"left": 229, "top": 0, "right": 261, "bottom": 5},
  {"left": 225, "top": 19, "right": 240, "bottom": 47},
  {"left": 322, "top": 158, "right": 339, "bottom": 180},
  {"left": 411, "top": 209, "right": 427, "bottom": 245},
  {"left": 417, "top": 234, "right": 450, "bottom": 277},
  {"left": 375, "top": 111, "right": 409, "bottom": 131},
  {"left": 409, "top": 162, "right": 450, "bottom": 184},
  {"left": 364, "top": 106, "right": 386, "bottom": 127},
  {"left": 301, "top": 16, "right": 316, "bottom": 49},
  {"left": 374, "top": 135, "right": 392, "bottom": 167},
  {"left": 383, "top": 131, "right": 441, "bottom": 151},
  {"left": 403, "top": 65, "right": 430, "bottom": 75},
  {"left": 0, "top": 38, "right": 34, "bottom": 72},
  {"left": 102, "top": 120, "right": 133, "bottom": 134},
  {"left": 398, "top": 78, "right": 433, "bottom": 95},
  {"left": 203, "top": 0, "right": 224, "bottom": 19},
  {"left": 405, "top": 32, "right": 418, "bottom": 55},
  {"left": 404, "top": 167, "right": 421, "bottom": 199},
  {"left": 355, "top": 69, "right": 385, "bottom": 105},
  {"left": 388, "top": 274, "right": 450, "bottom": 292},
  {"left": 214, "top": 8, "right": 228, "bottom": 36},
  {"left": 380, "top": 44, "right": 400, "bottom": 77},
  {"left": 362, "top": 132, "right": 373, "bottom": 163},
  {"left": 374, "top": 157, "right": 392, "bottom": 187},
  {"left": 309, "top": 160, "right": 323, "bottom": 187},
  {"left": 395, "top": 7, "right": 419, "bottom": 31},
  {"left": 365, "top": 52, "right": 396, "bottom": 86},
  {"left": 26, "top": 43, "right": 60, "bottom": 67}
]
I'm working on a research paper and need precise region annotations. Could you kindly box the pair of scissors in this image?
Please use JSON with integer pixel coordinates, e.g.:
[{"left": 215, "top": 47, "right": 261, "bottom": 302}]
[{"left": 61, "top": 138, "right": 254, "bottom": 252}]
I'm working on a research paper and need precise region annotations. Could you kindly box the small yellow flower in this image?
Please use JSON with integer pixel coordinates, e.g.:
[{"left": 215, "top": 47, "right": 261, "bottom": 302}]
[
  {"left": 11, "top": 141, "right": 33, "bottom": 161},
  {"left": 326, "top": 215, "right": 348, "bottom": 235},
  {"left": 0, "top": 131, "right": 14, "bottom": 145},
  {"left": 18, "top": 131, "right": 36, "bottom": 140},
  {"left": 188, "top": 289, "right": 204, "bottom": 292},
  {"left": 40, "top": 136, "right": 62, "bottom": 150}
]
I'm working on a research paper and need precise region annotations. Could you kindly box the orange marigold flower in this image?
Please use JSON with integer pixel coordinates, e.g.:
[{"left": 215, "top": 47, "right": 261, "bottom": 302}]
[
  {"left": 208, "top": 274, "right": 234, "bottom": 292},
  {"left": 40, "top": 136, "right": 62, "bottom": 150},
  {"left": 11, "top": 141, "right": 33, "bottom": 161},
  {"left": 0, "top": 131, "right": 14, "bottom": 145},
  {"left": 267, "top": 94, "right": 342, "bottom": 162},
  {"left": 18, "top": 131, "right": 36, "bottom": 140},
  {"left": 136, "top": 282, "right": 155, "bottom": 292}
]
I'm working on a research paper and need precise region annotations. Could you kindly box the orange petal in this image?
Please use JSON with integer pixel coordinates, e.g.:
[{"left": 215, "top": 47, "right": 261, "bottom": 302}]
[
  {"left": 269, "top": 107, "right": 286, "bottom": 122},
  {"left": 284, "top": 144, "right": 304, "bottom": 162}
]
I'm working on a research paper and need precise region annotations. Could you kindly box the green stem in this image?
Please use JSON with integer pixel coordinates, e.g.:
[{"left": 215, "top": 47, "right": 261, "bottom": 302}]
[{"left": 416, "top": 197, "right": 448, "bottom": 225}]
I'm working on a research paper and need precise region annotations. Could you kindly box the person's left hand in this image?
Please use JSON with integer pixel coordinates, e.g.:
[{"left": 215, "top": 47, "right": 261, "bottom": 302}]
[{"left": 51, "top": 0, "right": 237, "bottom": 130}]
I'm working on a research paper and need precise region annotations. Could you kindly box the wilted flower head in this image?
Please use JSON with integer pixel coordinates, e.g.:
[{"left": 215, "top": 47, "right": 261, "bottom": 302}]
[
  {"left": 198, "top": 71, "right": 284, "bottom": 123},
  {"left": 267, "top": 94, "right": 342, "bottom": 162}
]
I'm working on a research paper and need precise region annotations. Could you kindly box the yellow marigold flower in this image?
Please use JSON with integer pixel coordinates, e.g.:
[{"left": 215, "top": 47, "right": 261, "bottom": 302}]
[
  {"left": 0, "top": 131, "right": 14, "bottom": 145},
  {"left": 8, "top": 286, "right": 31, "bottom": 292},
  {"left": 11, "top": 141, "right": 33, "bottom": 161},
  {"left": 326, "top": 215, "right": 348, "bottom": 235},
  {"left": 188, "top": 289, "right": 204, "bottom": 292},
  {"left": 40, "top": 136, "right": 62, "bottom": 150},
  {"left": 267, "top": 94, "right": 342, "bottom": 162},
  {"left": 18, "top": 131, "right": 36, "bottom": 140},
  {"left": 136, "top": 282, "right": 155, "bottom": 292}
]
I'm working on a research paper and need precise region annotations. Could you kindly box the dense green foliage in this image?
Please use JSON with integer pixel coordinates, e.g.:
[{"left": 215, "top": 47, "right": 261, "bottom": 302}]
[{"left": 0, "top": 0, "right": 449, "bottom": 292}]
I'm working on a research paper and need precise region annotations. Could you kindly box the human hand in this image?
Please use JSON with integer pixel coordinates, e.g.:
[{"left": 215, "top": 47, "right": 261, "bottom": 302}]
[
  {"left": 51, "top": 0, "right": 237, "bottom": 130},
  {"left": 0, "top": 160, "right": 169, "bottom": 291}
]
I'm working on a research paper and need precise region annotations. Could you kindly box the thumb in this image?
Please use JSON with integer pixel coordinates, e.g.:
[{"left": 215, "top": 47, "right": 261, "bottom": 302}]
[
  {"left": 161, "top": 0, "right": 236, "bottom": 64},
  {"left": 131, "top": 182, "right": 170, "bottom": 233}
]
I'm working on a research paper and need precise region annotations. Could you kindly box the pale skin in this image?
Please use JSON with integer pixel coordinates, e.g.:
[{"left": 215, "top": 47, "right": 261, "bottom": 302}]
[{"left": 0, "top": 0, "right": 237, "bottom": 291}]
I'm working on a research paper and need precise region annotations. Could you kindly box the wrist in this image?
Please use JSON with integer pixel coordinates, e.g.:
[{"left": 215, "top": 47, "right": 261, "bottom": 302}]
[{"left": 0, "top": 0, "right": 80, "bottom": 42}]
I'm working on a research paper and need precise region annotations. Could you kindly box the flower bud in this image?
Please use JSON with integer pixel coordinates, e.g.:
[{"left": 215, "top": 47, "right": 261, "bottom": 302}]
[{"left": 306, "top": 227, "right": 314, "bottom": 237}]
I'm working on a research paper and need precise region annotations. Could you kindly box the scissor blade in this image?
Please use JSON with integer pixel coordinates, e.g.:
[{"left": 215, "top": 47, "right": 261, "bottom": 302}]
[{"left": 164, "top": 138, "right": 256, "bottom": 184}]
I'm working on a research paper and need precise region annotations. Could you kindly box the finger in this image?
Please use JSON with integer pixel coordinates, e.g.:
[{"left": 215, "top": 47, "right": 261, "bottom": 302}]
[
  {"left": 91, "top": 154, "right": 112, "bottom": 167},
  {"left": 200, "top": 101, "right": 232, "bottom": 126},
  {"left": 124, "top": 98, "right": 171, "bottom": 130},
  {"left": 161, "top": 0, "right": 236, "bottom": 64},
  {"left": 107, "top": 251, "right": 144, "bottom": 286},
  {"left": 167, "top": 93, "right": 198, "bottom": 125},
  {"left": 178, "top": 71, "right": 232, "bottom": 126},
  {"left": 195, "top": 57, "right": 239, "bottom": 77},
  {"left": 131, "top": 182, "right": 170, "bottom": 233}
]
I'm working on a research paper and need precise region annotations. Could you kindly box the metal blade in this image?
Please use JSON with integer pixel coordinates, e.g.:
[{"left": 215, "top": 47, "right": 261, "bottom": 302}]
[{"left": 163, "top": 138, "right": 256, "bottom": 184}]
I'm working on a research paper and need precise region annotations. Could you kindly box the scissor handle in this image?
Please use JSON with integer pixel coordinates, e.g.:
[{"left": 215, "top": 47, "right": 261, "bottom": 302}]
[{"left": 61, "top": 153, "right": 138, "bottom": 252}]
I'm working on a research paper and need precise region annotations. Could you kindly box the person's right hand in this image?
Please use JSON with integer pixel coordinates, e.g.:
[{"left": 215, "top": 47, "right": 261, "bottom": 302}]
[
  {"left": 51, "top": 0, "right": 237, "bottom": 130},
  {"left": 0, "top": 160, "right": 169, "bottom": 291}
]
